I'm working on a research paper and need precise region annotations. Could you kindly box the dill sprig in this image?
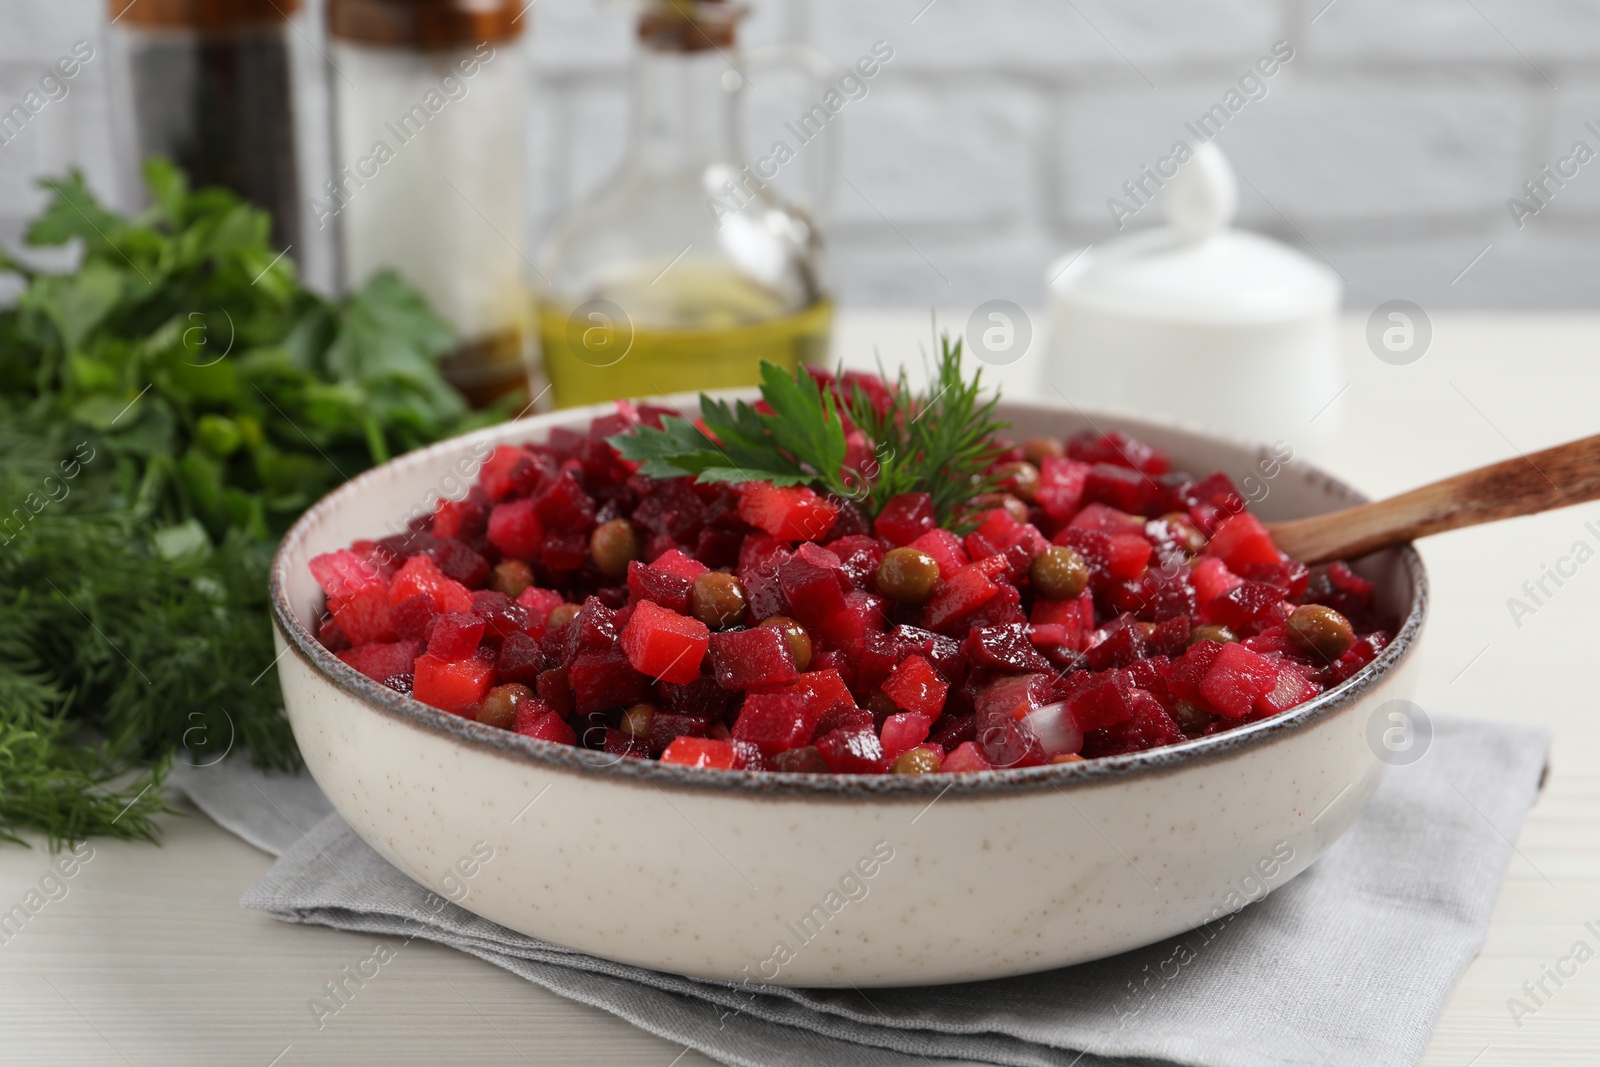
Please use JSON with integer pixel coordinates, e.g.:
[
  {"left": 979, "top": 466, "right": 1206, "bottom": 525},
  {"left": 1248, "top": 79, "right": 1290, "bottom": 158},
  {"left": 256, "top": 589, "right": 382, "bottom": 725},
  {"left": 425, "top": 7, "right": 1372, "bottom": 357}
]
[
  {"left": 608, "top": 331, "right": 1009, "bottom": 527},
  {"left": 844, "top": 333, "right": 1009, "bottom": 526}
]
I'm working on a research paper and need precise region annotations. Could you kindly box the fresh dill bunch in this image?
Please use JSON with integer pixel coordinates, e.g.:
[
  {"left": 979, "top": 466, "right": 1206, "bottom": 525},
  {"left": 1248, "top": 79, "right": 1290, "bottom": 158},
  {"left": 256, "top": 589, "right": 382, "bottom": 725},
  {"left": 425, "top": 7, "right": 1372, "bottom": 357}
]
[{"left": 844, "top": 333, "right": 1010, "bottom": 526}]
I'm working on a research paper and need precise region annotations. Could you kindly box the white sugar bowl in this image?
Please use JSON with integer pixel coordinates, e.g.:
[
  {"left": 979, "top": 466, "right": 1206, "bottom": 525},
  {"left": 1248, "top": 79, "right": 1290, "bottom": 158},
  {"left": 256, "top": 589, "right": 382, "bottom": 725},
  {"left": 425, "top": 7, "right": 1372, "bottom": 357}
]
[{"left": 1046, "top": 144, "right": 1343, "bottom": 451}]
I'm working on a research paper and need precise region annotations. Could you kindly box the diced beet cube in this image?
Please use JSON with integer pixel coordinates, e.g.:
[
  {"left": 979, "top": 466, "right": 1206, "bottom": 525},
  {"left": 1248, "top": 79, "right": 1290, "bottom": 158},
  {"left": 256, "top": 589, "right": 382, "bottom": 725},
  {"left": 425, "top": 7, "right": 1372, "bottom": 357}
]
[
  {"left": 815, "top": 727, "right": 889, "bottom": 774},
  {"left": 1255, "top": 664, "right": 1320, "bottom": 715},
  {"left": 815, "top": 590, "right": 886, "bottom": 656},
  {"left": 736, "top": 533, "right": 788, "bottom": 581},
  {"left": 431, "top": 494, "right": 489, "bottom": 543},
  {"left": 508, "top": 696, "right": 555, "bottom": 733},
  {"left": 972, "top": 673, "right": 1051, "bottom": 768},
  {"left": 498, "top": 631, "right": 545, "bottom": 685},
  {"left": 627, "top": 560, "right": 694, "bottom": 614},
  {"left": 763, "top": 668, "right": 855, "bottom": 715},
  {"left": 621, "top": 601, "right": 709, "bottom": 684},
  {"left": 515, "top": 587, "right": 566, "bottom": 633},
  {"left": 1243, "top": 625, "right": 1300, "bottom": 657},
  {"left": 335, "top": 647, "right": 362, "bottom": 669},
  {"left": 332, "top": 584, "right": 396, "bottom": 645},
  {"left": 930, "top": 712, "right": 976, "bottom": 751},
  {"left": 569, "top": 646, "right": 649, "bottom": 713},
  {"left": 471, "top": 590, "right": 531, "bottom": 638},
  {"left": 910, "top": 529, "right": 968, "bottom": 579},
  {"left": 709, "top": 625, "right": 799, "bottom": 689},
  {"left": 941, "top": 741, "right": 993, "bottom": 773},
  {"left": 1084, "top": 621, "right": 1147, "bottom": 671},
  {"left": 603, "top": 728, "right": 650, "bottom": 759},
  {"left": 1199, "top": 642, "right": 1281, "bottom": 718},
  {"left": 1106, "top": 534, "right": 1152, "bottom": 579},
  {"left": 731, "top": 739, "right": 771, "bottom": 771},
  {"left": 1051, "top": 526, "right": 1118, "bottom": 592},
  {"left": 826, "top": 535, "right": 885, "bottom": 589},
  {"left": 1079, "top": 689, "right": 1185, "bottom": 758},
  {"left": 1085, "top": 463, "right": 1165, "bottom": 516},
  {"left": 779, "top": 543, "right": 847, "bottom": 625},
  {"left": 1107, "top": 567, "right": 1198, "bottom": 622},
  {"left": 1037, "top": 457, "right": 1090, "bottom": 525},
  {"left": 633, "top": 482, "right": 704, "bottom": 546},
  {"left": 966, "top": 507, "right": 1020, "bottom": 560},
  {"left": 737, "top": 483, "right": 838, "bottom": 541},
  {"left": 660, "top": 736, "right": 737, "bottom": 769},
  {"left": 649, "top": 547, "right": 708, "bottom": 579},
  {"left": 1146, "top": 615, "right": 1193, "bottom": 657},
  {"left": 1201, "top": 580, "right": 1289, "bottom": 633},
  {"left": 536, "top": 666, "right": 573, "bottom": 717},
  {"left": 354, "top": 639, "right": 421, "bottom": 684},
  {"left": 1328, "top": 560, "right": 1375, "bottom": 600},
  {"left": 965, "top": 623, "right": 1052, "bottom": 673},
  {"left": 1030, "top": 593, "right": 1095, "bottom": 649},
  {"left": 391, "top": 594, "right": 437, "bottom": 642},
  {"left": 480, "top": 445, "right": 537, "bottom": 501},
  {"left": 891, "top": 625, "right": 965, "bottom": 684},
  {"left": 1236, "top": 559, "right": 1310, "bottom": 599},
  {"left": 881, "top": 654, "right": 949, "bottom": 718},
  {"left": 310, "top": 549, "right": 386, "bottom": 603},
  {"left": 318, "top": 614, "right": 350, "bottom": 652},
  {"left": 562, "top": 597, "right": 621, "bottom": 660},
  {"left": 875, "top": 492, "right": 936, "bottom": 546},
  {"left": 648, "top": 711, "right": 712, "bottom": 753},
  {"left": 1068, "top": 430, "right": 1169, "bottom": 475},
  {"left": 541, "top": 528, "right": 590, "bottom": 571},
  {"left": 1071, "top": 502, "right": 1148, "bottom": 537},
  {"left": 427, "top": 612, "right": 485, "bottom": 661},
  {"left": 1192, "top": 556, "right": 1244, "bottom": 604},
  {"left": 413, "top": 653, "right": 495, "bottom": 714},
  {"left": 695, "top": 526, "right": 745, "bottom": 569},
  {"left": 516, "top": 708, "right": 576, "bottom": 745},
  {"left": 1062, "top": 670, "right": 1136, "bottom": 732},
  {"left": 733, "top": 691, "right": 821, "bottom": 755},
  {"left": 922, "top": 562, "right": 1000, "bottom": 634},
  {"left": 815, "top": 702, "right": 874, "bottom": 736},
  {"left": 656, "top": 673, "right": 732, "bottom": 717},
  {"left": 1205, "top": 512, "right": 1281, "bottom": 570},
  {"left": 388, "top": 554, "right": 474, "bottom": 614},
  {"left": 533, "top": 470, "right": 597, "bottom": 531},
  {"left": 427, "top": 538, "right": 490, "bottom": 589},
  {"left": 488, "top": 498, "right": 543, "bottom": 560},
  {"left": 1168, "top": 639, "right": 1224, "bottom": 707},
  {"left": 742, "top": 566, "right": 789, "bottom": 622},
  {"left": 879, "top": 712, "right": 932, "bottom": 762}
]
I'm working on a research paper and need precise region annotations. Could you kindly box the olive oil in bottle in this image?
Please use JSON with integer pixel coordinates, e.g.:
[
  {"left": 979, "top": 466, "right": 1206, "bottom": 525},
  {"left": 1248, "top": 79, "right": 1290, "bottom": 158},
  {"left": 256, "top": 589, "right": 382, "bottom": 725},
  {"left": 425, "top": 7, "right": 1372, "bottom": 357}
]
[
  {"left": 539, "top": 262, "right": 831, "bottom": 407},
  {"left": 534, "top": 0, "right": 832, "bottom": 408}
]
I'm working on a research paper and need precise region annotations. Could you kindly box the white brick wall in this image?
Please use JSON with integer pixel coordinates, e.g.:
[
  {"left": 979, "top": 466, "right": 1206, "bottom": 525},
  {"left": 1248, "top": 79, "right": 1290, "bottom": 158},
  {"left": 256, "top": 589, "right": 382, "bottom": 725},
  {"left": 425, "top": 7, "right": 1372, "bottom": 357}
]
[{"left": 1, "top": 0, "right": 1594, "bottom": 313}]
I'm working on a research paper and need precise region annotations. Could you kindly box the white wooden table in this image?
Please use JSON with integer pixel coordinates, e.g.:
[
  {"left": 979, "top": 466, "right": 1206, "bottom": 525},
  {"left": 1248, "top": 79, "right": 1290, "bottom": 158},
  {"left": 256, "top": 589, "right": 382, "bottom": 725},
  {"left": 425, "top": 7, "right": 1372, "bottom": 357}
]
[{"left": 2, "top": 311, "right": 1597, "bottom": 1066}]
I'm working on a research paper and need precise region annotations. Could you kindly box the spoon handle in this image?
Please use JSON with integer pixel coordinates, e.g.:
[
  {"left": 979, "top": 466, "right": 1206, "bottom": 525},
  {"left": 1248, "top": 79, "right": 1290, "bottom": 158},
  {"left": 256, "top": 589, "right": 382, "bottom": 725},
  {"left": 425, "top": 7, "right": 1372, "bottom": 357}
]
[{"left": 1266, "top": 433, "right": 1600, "bottom": 564}]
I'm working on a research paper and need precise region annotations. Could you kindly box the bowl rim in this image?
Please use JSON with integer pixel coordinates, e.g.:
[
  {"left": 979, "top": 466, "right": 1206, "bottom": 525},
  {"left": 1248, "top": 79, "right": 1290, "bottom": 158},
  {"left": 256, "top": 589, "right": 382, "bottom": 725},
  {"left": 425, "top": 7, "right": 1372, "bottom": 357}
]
[{"left": 268, "top": 396, "right": 1427, "bottom": 800}]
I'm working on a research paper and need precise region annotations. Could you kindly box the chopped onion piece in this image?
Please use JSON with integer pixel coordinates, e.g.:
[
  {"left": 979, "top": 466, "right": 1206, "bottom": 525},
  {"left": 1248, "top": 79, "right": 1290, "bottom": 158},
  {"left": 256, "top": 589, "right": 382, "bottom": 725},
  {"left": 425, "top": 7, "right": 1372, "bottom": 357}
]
[{"left": 1022, "top": 701, "right": 1082, "bottom": 757}]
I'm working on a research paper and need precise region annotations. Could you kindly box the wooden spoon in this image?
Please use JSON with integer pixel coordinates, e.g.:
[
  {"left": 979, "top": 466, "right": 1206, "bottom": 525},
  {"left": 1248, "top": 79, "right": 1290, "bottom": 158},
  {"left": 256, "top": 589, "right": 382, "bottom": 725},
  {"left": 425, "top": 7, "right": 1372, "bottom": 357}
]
[{"left": 1267, "top": 433, "right": 1600, "bottom": 564}]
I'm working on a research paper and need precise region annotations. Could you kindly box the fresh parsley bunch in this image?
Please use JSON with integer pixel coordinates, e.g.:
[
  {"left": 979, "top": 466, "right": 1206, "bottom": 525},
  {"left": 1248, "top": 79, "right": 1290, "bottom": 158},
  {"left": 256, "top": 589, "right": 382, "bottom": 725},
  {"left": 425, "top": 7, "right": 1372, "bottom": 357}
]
[{"left": 0, "top": 161, "right": 502, "bottom": 846}]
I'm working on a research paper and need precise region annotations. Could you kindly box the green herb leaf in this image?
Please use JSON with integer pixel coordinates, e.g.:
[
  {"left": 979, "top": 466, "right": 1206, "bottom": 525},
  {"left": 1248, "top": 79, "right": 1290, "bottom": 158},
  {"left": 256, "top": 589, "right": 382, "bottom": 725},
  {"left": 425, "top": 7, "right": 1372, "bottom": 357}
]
[{"left": 608, "top": 337, "right": 1008, "bottom": 527}]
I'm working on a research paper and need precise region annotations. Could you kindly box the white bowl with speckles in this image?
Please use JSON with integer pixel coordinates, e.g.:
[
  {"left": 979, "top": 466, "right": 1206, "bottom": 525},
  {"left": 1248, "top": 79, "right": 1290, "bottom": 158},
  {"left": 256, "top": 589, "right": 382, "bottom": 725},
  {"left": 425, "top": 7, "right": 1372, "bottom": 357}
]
[{"left": 269, "top": 399, "right": 1425, "bottom": 988}]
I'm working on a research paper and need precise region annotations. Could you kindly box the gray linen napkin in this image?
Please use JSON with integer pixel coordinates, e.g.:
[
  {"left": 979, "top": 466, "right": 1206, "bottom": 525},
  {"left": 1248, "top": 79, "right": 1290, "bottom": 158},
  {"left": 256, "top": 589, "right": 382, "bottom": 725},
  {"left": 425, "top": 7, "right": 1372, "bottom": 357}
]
[{"left": 173, "top": 716, "right": 1549, "bottom": 1067}]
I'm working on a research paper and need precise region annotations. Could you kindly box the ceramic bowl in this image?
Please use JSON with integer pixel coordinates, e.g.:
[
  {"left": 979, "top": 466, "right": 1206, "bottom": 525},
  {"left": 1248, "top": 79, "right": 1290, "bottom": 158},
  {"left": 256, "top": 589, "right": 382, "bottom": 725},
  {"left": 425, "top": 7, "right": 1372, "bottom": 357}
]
[{"left": 269, "top": 399, "right": 1426, "bottom": 988}]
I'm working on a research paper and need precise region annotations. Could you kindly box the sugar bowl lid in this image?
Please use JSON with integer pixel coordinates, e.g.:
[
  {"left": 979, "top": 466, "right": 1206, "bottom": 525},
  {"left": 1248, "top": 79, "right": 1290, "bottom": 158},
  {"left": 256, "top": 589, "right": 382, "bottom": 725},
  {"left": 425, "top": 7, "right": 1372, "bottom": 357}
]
[{"left": 1049, "top": 144, "right": 1341, "bottom": 325}]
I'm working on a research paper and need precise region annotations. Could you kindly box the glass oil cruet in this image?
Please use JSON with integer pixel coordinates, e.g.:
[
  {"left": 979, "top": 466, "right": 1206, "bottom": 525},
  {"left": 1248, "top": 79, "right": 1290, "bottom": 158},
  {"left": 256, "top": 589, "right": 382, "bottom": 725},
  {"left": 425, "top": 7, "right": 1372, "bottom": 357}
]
[{"left": 535, "top": 0, "right": 833, "bottom": 408}]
